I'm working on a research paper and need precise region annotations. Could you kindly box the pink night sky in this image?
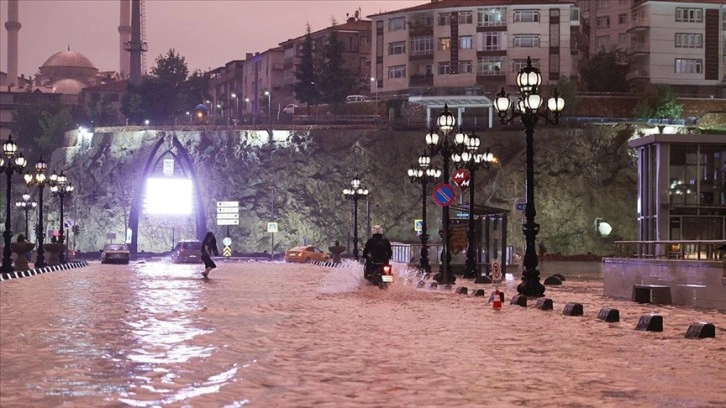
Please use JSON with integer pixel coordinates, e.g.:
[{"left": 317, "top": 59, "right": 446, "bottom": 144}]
[{"left": 0, "top": 0, "right": 423, "bottom": 78}]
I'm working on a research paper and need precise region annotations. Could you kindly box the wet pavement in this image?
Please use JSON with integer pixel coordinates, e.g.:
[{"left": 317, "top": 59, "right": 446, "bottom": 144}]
[{"left": 1, "top": 260, "right": 724, "bottom": 407}]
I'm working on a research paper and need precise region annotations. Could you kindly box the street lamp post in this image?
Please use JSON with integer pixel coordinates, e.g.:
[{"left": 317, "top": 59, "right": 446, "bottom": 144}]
[
  {"left": 23, "top": 157, "right": 49, "bottom": 268},
  {"left": 493, "top": 56, "right": 564, "bottom": 297},
  {"left": 407, "top": 153, "right": 441, "bottom": 274},
  {"left": 452, "top": 130, "right": 494, "bottom": 278},
  {"left": 370, "top": 77, "right": 378, "bottom": 115},
  {"left": 425, "top": 105, "right": 467, "bottom": 286},
  {"left": 343, "top": 175, "right": 369, "bottom": 260},
  {"left": 49, "top": 171, "right": 74, "bottom": 264},
  {"left": 15, "top": 192, "right": 37, "bottom": 241},
  {"left": 264, "top": 91, "right": 271, "bottom": 127},
  {"left": 1, "top": 134, "right": 27, "bottom": 274}
]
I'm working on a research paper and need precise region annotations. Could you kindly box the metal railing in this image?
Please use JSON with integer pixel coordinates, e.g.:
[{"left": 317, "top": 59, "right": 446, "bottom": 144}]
[{"left": 612, "top": 240, "right": 726, "bottom": 261}]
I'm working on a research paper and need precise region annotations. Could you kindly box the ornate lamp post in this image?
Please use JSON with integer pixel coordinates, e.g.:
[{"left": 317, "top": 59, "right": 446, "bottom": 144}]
[
  {"left": 342, "top": 174, "right": 369, "bottom": 260},
  {"left": 24, "top": 157, "right": 49, "bottom": 268},
  {"left": 493, "top": 56, "right": 565, "bottom": 297},
  {"left": 231, "top": 93, "right": 239, "bottom": 124},
  {"left": 264, "top": 90, "right": 271, "bottom": 127},
  {"left": 407, "top": 152, "right": 440, "bottom": 274},
  {"left": 425, "top": 105, "right": 468, "bottom": 285},
  {"left": 1, "top": 134, "right": 27, "bottom": 274},
  {"left": 49, "top": 171, "right": 74, "bottom": 264},
  {"left": 452, "top": 130, "right": 494, "bottom": 278},
  {"left": 15, "top": 192, "right": 37, "bottom": 241}
]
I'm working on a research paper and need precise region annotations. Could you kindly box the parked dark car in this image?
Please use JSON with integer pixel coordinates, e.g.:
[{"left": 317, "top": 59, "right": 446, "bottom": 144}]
[{"left": 171, "top": 240, "right": 203, "bottom": 263}]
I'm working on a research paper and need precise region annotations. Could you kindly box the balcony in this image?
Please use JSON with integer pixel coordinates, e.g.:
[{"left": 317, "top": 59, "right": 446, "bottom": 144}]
[
  {"left": 408, "top": 23, "right": 433, "bottom": 37},
  {"left": 627, "top": 18, "right": 650, "bottom": 33},
  {"left": 409, "top": 74, "right": 434, "bottom": 87},
  {"left": 629, "top": 42, "right": 650, "bottom": 57},
  {"left": 409, "top": 51, "right": 434, "bottom": 61}
]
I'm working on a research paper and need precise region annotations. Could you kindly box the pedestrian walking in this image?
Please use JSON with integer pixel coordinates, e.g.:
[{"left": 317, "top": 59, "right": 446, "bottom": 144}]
[
  {"left": 538, "top": 240, "right": 547, "bottom": 265},
  {"left": 201, "top": 232, "right": 219, "bottom": 278}
]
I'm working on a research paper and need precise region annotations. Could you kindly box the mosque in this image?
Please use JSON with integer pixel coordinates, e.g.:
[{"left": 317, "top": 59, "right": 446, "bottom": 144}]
[{"left": 0, "top": 0, "right": 140, "bottom": 138}]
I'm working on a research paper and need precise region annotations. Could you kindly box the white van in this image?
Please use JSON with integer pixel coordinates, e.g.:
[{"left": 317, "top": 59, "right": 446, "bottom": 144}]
[{"left": 346, "top": 95, "right": 369, "bottom": 103}]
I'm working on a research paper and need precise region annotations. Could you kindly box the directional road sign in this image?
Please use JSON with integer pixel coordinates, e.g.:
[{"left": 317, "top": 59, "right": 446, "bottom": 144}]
[
  {"left": 217, "top": 219, "right": 240, "bottom": 226},
  {"left": 64, "top": 218, "right": 74, "bottom": 228},
  {"left": 432, "top": 183, "right": 455, "bottom": 207},
  {"left": 217, "top": 201, "right": 239, "bottom": 207}
]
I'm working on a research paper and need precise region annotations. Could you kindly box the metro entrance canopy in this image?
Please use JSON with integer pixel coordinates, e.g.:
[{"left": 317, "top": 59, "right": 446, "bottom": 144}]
[{"left": 408, "top": 95, "right": 494, "bottom": 129}]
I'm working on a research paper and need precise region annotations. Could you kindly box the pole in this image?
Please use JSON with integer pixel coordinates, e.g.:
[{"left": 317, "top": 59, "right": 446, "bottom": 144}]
[
  {"left": 420, "top": 178, "right": 430, "bottom": 273},
  {"left": 352, "top": 197, "right": 359, "bottom": 260},
  {"left": 518, "top": 117, "right": 544, "bottom": 297},
  {"left": 441, "top": 153, "right": 451, "bottom": 285},
  {"left": 35, "top": 187, "right": 46, "bottom": 268},
  {"left": 463, "top": 170, "right": 477, "bottom": 277},
  {"left": 271, "top": 187, "right": 274, "bottom": 261},
  {"left": 58, "top": 194, "right": 66, "bottom": 263},
  {"left": 24, "top": 207, "right": 29, "bottom": 239},
  {"left": 1, "top": 171, "right": 13, "bottom": 273}
]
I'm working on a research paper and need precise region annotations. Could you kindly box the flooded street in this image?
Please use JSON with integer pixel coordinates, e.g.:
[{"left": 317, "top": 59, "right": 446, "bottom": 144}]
[{"left": 1, "top": 260, "right": 725, "bottom": 407}]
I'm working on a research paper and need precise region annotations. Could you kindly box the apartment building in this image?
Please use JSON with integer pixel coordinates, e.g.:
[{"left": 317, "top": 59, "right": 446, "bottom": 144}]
[
  {"left": 208, "top": 60, "right": 245, "bottom": 124},
  {"left": 580, "top": 0, "right": 633, "bottom": 54},
  {"left": 239, "top": 48, "right": 284, "bottom": 117},
  {"left": 368, "top": 0, "right": 580, "bottom": 97},
  {"left": 279, "top": 17, "right": 372, "bottom": 103},
  {"left": 627, "top": 0, "right": 725, "bottom": 96}
]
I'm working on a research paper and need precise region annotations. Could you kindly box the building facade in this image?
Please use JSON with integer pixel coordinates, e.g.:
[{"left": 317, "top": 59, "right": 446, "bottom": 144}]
[
  {"left": 368, "top": 0, "right": 580, "bottom": 97},
  {"left": 208, "top": 60, "right": 245, "bottom": 125},
  {"left": 239, "top": 48, "right": 284, "bottom": 118},
  {"left": 279, "top": 17, "right": 373, "bottom": 104}
]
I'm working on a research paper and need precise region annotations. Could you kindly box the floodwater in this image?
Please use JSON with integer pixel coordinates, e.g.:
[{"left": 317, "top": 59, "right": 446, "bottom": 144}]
[{"left": 0, "top": 260, "right": 724, "bottom": 408}]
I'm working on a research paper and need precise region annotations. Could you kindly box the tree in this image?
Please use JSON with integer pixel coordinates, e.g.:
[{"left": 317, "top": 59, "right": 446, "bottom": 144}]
[
  {"left": 151, "top": 49, "right": 189, "bottom": 87},
  {"left": 12, "top": 98, "right": 71, "bottom": 159},
  {"left": 317, "top": 19, "right": 356, "bottom": 107},
  {"left": 580, "top": 49, "right": 629, "bottom": 92},
  {"left": 634, "top": 86, "right": 684, "bottom": 120},
  {"left": 293, "top": 23, "right": 320, "bottom": 114}
]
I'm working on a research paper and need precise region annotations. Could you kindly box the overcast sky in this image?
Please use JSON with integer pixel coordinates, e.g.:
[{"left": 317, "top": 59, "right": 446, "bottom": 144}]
[{"left": 0, "top": 0, "right": 422, "bottom": 77}]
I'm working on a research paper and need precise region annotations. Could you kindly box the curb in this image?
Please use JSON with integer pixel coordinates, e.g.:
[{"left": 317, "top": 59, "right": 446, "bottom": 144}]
[{"left": 0, "top": 261, "right": 89, "bottom": 282}]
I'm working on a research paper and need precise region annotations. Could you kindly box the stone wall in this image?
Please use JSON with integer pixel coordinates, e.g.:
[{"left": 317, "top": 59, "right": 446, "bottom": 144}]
[{"left": 46, "top": 124, "right": 640, "bottom": 257}]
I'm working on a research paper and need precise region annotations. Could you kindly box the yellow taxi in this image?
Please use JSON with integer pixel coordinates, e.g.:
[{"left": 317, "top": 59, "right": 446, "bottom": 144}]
[{"left": 284, "top": 246, "right": 330, "bottom": 263}]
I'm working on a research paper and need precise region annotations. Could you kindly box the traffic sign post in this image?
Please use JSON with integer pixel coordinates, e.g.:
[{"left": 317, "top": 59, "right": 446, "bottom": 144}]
[
  {"left": 451, "top": 168, "right": 471, "bottom": 191},
  {"left": 414, "top": 219, "right": 423, "bottom": 234},
  {"left": 217, "top": 200, "right": 240, "bottom": 229},
  {"left": 432, "top": 183, "right": 455, "bottom": 207},
  {"left": 222, "top": 236, "right": 232, "bottom": 258}
]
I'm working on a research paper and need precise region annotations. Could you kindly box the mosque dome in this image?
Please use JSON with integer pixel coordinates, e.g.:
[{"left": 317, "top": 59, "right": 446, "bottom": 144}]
[
  {"left": 39, "top": 48, "right": 98, "bottom": 84},
  {"left": 50, "top": 78, "right": 87, "bottom": 94}
]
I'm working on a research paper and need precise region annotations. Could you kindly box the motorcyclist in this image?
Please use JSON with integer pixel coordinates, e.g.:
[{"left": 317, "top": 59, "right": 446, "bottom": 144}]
[{"left": 362, "top": 225, "right": 393, "bottom": 280}]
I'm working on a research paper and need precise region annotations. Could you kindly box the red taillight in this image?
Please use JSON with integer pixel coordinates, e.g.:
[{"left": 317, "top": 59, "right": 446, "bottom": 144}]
[{"left": 383, "top": 265, "right": 392, "bottom": 274}]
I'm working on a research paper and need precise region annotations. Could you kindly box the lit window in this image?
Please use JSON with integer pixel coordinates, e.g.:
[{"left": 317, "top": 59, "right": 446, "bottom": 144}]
[
  {"left": 438, "top": 37, "right": 451, "bottom": 51},
  {"left": 459, "top": 36, "right": 473, "bottom": 49},
  {"left": 675, "top": 58, "right": 702, "bottom": 74},
  {"left": 478, "top": 8, "right": 506, "bottom": 27}
]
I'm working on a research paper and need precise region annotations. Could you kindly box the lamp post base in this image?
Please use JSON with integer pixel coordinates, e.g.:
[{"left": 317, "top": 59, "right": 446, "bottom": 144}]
[{"left": 517, "top": 267, "right": 545, "bottom": 297}]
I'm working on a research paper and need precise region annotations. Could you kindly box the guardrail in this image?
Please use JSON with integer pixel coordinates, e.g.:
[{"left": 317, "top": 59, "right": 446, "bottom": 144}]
[{"left": 612, "top": 240, "right": 726, "bottom": 261}]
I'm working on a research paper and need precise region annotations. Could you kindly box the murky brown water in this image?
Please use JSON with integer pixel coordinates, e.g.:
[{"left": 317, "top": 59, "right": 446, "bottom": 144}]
[{"left": 1, "top": 260, "right": 724, "bottom": 407}]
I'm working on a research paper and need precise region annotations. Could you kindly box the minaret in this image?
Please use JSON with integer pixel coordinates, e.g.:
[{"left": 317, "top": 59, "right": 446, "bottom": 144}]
[
  {"left": 118, "top": 0, "right": 131, "bottom": 78},
  {"left": 126, "top": 0, "right": 146, "bottom": 86},
  {"left": 4, "top": 0, "right": 21, "bottom": 88}
]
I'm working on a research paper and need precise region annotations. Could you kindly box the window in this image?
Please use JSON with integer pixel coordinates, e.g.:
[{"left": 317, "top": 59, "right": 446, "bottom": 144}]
[
  {"left": 438, "top": 62, "right": 451, "bottom": 75},
  {"left": 459, "top": 60, "right": 473, "bottom": 73},
  {"left": 459, "top": 36, "right": 473, "bottom": 49},
  {"left": 596, "top": 35, "right": 610, "bottom": 49},
  {"left": 411, "top": 36, "right": 433, "bottom": 55},
  {"left": 513, "top": 10, "right": 540, "bottom": 23},
  {"left": 675, "top": 33, "right": 703, "bottom": 48},
  {"left": 618, "top": 33, "right": 629, "bottom": 45},
  {"left": 481, "top": 32, "right": 504, "bottom": 51},
  {"left": 388, "top": 17, "right": 405, "bottom": 31},
  {"left": 570, "top": 8, "right": 580, "bottom": 22},
  {"left": 513, "top": 58, "right": 539, "bottom": 72},
  {"left": 388, "top": 41, "right": 406, "bottom": 55},
  {"left": 459, "top": 11, "right": 473, "bottom": 24},
  {"left": 438, "top": 13, "right": 450, "bottom": 26},
  {"left": 438, "top": 37, "right": 451, "bottom": 51},
  {"left": 675, "top": 8, "right": 703, "bottom": 23},
  {"left": 596, "top": 16, "right": 610, "bottom": 29},
  {"left": 675, "top": 59, "right": 702, "bottom": 74},
  {"left": 477, "top": 56, "right": 504, "bottom": 75},
  {"left": 388, "top": 65, "right": 407, "bottom": 79},
  {"left": 618, "top": 14, "right": 628, "bottom": 25},
  {"left": 513, "top": 34, "right": 540, "bottom": 48},
  {"left": 478, "top": 7, "right": 506, "bottom": 27}
]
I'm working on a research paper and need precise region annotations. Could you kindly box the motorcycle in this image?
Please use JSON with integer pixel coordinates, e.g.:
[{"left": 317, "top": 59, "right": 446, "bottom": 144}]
[{"left": 364, "top": 260, "right": 394, "bottom": 289}]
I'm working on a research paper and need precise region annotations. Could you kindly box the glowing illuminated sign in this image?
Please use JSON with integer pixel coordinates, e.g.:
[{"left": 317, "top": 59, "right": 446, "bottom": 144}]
[{"left": 144, "top": 177, "right": 193, "bottom": 215}]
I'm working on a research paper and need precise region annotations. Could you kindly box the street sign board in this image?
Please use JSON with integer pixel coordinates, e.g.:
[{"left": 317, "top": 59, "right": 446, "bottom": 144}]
[
  {"left": 216, "top": 207, "right": 239, "bottom": 213},
  {"left": 222, "top": 237, "right": 232, "bottom": 246},
  {"left": 432, "top": 183, "right": 455, "bottom": 207},
  {"left": 216, "top": 213, "right": 239, "bottom": 220},
  {"left": 451, "top": 168, "right": 470, "bottom": 190},
  {"left": 414, "top": 219, "right": 423, "bottom": 233},
  {"left": 217, "top": 201, "right": 239, "bottom": 207},
  {"left": 217, "top": 219, "right": 240, "bottom": 226},
  {"left": 267, "top": 222, "right": 278, "bottom": 233},
  {"left": 64, "top": 218, "right": 74, "bottom": 228}
]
